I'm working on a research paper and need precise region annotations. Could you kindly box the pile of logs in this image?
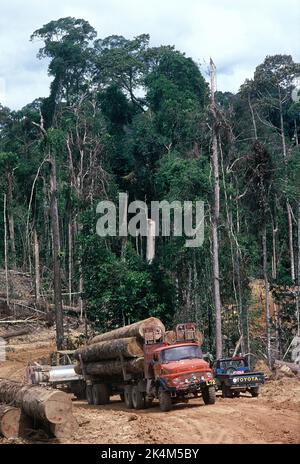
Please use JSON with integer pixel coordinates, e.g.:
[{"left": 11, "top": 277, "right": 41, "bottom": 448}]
[
  {"left": 0, "top": 379, "right": 78, "bottom": 440},
  {"left": 74, "top": 317, "right": 165, "bottom": 378}
]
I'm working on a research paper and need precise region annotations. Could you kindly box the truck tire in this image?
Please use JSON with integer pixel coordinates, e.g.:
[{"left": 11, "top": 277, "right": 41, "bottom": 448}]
[
  {"left": 124, "top": 385, "right": 134, "bottom": 409},
  {"left": 250, "top": 386, "right": 259, "bottom": 397},
  {"left": 92, "top": 384, "right": 110, "bottom": 405},
  {"left": 72, "top": 381, "right": 86, "bottom": 400},
  {"left": 86, "top": 385, "right": 93, "bottom": 405},
  {"left": 120, "top": 392, "right": 125, "bottom": 402},
  {"left": 202, "top": 385, "right": 216, "bottom": 405},
  {"left": 222, "top": 384, "right": 233, "bottom": 398},
  {"left": 159, "top": 391, "right": 172, "bottom": 412},
  {"left": 131, "top": 385, "right": 144, "bottom": 410}
]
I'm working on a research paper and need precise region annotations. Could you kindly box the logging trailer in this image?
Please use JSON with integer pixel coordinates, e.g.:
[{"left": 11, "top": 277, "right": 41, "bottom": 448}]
[
  {"left": 26, "top": 350, "right": 86, "bottom": 399},
  {"left": 80, "top": 323, "right": 216, "bottom": 411}
]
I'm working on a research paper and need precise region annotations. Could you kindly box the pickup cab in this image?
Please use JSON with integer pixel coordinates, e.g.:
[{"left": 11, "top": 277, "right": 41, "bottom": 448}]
[{"left": 213, "top": 357, "right": 265, "bottom": 398}]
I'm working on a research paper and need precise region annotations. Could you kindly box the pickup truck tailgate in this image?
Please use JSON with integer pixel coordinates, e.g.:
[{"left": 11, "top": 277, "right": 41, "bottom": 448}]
[{"left": 223, "top": 371, "right": 265, "bottom": 387}]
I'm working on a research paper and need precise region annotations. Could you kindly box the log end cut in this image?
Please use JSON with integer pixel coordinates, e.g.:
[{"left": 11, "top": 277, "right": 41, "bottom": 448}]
[{"left": 0, "top": 406, "right": 21, "bottom": 439}]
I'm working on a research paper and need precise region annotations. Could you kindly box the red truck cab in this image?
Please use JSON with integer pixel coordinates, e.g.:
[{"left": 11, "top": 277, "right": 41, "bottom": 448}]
[{"left": 143, "top": 324, "right": 216, "bottom": 411}]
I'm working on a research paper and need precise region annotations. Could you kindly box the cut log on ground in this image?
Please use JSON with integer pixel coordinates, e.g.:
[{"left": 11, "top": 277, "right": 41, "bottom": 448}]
[
  {"left": 75, "top": 357, "right": 144, "bottom": 377},
  {"left": 274, "top": 360, "right": 300, "bottom": 375},
  {"left": 0, "top": 405, "right": 22, "bottom": 439},
  {"left": 49, "top": 414, "right": 79, "bottom": 439},
  {"left": 75, "top": 337, "right": 143, "bottom": 363},
  {"left": 0, "top": 379, "right": 72, "bottom": 424},
  {"left": 0, "top": 328, "right": 30, "bottom": 340},
  {"left": 89, "top": 317, "right": 165, "bottom": 344}
]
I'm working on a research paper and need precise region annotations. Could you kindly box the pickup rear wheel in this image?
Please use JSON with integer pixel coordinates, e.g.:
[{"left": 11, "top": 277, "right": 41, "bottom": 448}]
[
  {"left": 159, "top": 391, "right": 172, "bottom": 412},
  {"left": 222, "top": 384, "right": 233, "bottom": 398},
  {"left": 131, "top": 385, "right": 144, "bottom": 410},
  {"left": 250, "top": 387, "right": 259, "bottom": 397},
  {"left": 92, "top": 384, "right": 110, "bottom": 405},
  {"left": 202, "top": 385, "right": 216, "bottom": 405},
  {"left": 124, "top": 385, "right": 134, "bottom": 409}
]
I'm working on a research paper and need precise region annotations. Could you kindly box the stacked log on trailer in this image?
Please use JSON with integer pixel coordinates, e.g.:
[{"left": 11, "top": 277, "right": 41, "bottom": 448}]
[
  {"left": 74, "top": 317, "right": 165, "bottom": 378},
  {"left": 0, "top": 378, "right": 78, "bottom": 439}
]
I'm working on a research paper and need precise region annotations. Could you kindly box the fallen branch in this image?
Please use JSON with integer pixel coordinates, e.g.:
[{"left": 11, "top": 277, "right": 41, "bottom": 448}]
[{"left": 0, "top": 328, "right": 30, "bottom": 340}]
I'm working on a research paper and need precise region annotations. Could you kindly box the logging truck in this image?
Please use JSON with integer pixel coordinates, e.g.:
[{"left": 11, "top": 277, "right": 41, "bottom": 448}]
[{"left": 77, "top": 320, "right": 216, "bottom": 412}]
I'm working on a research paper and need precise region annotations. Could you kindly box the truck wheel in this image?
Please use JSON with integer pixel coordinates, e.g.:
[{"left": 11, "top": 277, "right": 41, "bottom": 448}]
[
  {"left": 124, "top": 385, "right": 134, "bottom": 409},
  {"left": 202, "top": 386, "right": 216, "bottom": 405},
  {"left": 131, "top": 385, "right": 145, "bottom": 410},
  {"left": 159, "top": 391, "right": 172, "bottom": 412},
  {"left": 86, "top": 385, "right": 93, "bottom": 405},
  {"left": 250, "top": 387, "right": 259, "bottom": 397},
  {"left": 222, "top": 384, "right": 233, "bottom": 398},
  {"left": 120, "top": 392, "right": 125, "bottom": 402},
  {"left": 93, "top": 384, "right": 110, "bottom": 405},
  {"left": 72, "top": 381, "right": 86, "bottom": 400}
]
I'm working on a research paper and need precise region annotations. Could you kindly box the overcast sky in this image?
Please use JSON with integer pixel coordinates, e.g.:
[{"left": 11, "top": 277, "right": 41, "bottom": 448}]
[{"left": 0, "top": 0, "right": 299, "bottom": 110}]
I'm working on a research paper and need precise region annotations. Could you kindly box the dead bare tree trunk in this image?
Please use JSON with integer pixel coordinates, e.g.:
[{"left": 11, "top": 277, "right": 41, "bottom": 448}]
[
  {"left": 296, "top": 200, "right": 300, "bottom": 336},
  {"left": 210, "top": 58, "right": 222, "bottom": 358},
  {"left": 7, "top": 173, "right": 16, "bottom": 269},
  {"left": 287, "top": 201, "right": 295, "bottom": 282},
  {"left": 49, "top": 155, "right": 64, "bottom": 350},
  {"left": 33, "top": 228, "right": 41, "bottom": 303},
  {"left": 68, "top": 218, "right": 73, "bottom": 306},
  {"left": 262, "top": 225, "right": 271, "bottom": 367},
  {"left": 248, "top": 94, "right": 258, "bottom": 140},
  {"left": 279, "top": 88, "right": 295, "bottom": 282},
  {"left": 3, "top": 194, "right": 9, "bottom": 309}
]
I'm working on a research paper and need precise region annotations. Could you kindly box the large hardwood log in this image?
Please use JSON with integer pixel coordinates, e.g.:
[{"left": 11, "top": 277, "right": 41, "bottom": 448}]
[
  {"left": 49, "top": 414, "right": 79, "bottom": 439},
  {"left": 75, "top": 357, "right": 144, "bottom": 377},
  {"left": 89, "top": 317, "right": 165, "bottom": 344},
  {"left": 0, "top": 328, "right": 29, "bottom": 340},
  {"left": 75, "top": 337, "right": 143, "bottom": 363},
  {"left": 0, "top": 379, "right": 72, "bottom": 424},
  {"left": 0, "top": 405, "right": 22, "bottom": 439}
]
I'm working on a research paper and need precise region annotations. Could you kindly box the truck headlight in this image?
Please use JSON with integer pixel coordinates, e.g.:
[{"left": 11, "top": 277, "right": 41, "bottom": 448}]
[
  {"left": 206, "top": 372, "right": 212, "bottom": 378},
  {"left": 172, "top": 377, "right": 179, "bottom": 384}
]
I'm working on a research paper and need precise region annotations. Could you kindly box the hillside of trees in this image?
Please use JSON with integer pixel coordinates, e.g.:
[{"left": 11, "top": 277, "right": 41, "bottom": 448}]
[{"left": 0, "top": 17, "right": 300, "bottom": 364}]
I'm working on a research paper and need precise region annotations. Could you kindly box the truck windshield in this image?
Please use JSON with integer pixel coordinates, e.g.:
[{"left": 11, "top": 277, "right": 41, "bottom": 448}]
[
  {"left": 220, "top": 359, "right": 247, "bottom": 370},
  {"left": 161, "top": 345, "right": 202, "bottom": 363}
]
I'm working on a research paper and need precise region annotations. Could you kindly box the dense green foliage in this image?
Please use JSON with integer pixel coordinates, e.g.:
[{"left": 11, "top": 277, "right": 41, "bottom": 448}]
[{"left": 1, "top": 17, "right": 300, "bottom": 359}]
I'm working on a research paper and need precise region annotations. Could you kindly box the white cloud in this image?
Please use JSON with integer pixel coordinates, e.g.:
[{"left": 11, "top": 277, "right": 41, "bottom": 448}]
[{"left": 0, "top": 0, "right": 299, "bottom": 109}]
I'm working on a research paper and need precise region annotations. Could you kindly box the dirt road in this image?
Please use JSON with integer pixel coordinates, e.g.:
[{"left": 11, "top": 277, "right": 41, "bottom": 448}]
[
  {"left": 0, "top": 333, "right": 299, "bottom": 445},
  {"left": 65, "top": 382, "right": 299, "bottom": 445}
]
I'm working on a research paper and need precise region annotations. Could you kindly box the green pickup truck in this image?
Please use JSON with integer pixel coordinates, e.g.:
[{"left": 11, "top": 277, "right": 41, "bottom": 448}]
[{"left": 213, "top": 357, "right": 265, "bottom": 398}]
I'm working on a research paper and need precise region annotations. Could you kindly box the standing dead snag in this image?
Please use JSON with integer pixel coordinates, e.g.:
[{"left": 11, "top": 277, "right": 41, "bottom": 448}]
[
  {"left": 210, "top": 58, "right": 223, "bottom": 359},
  {"left": 49, "top": 154, "right": 64, "bottom": 350}
]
